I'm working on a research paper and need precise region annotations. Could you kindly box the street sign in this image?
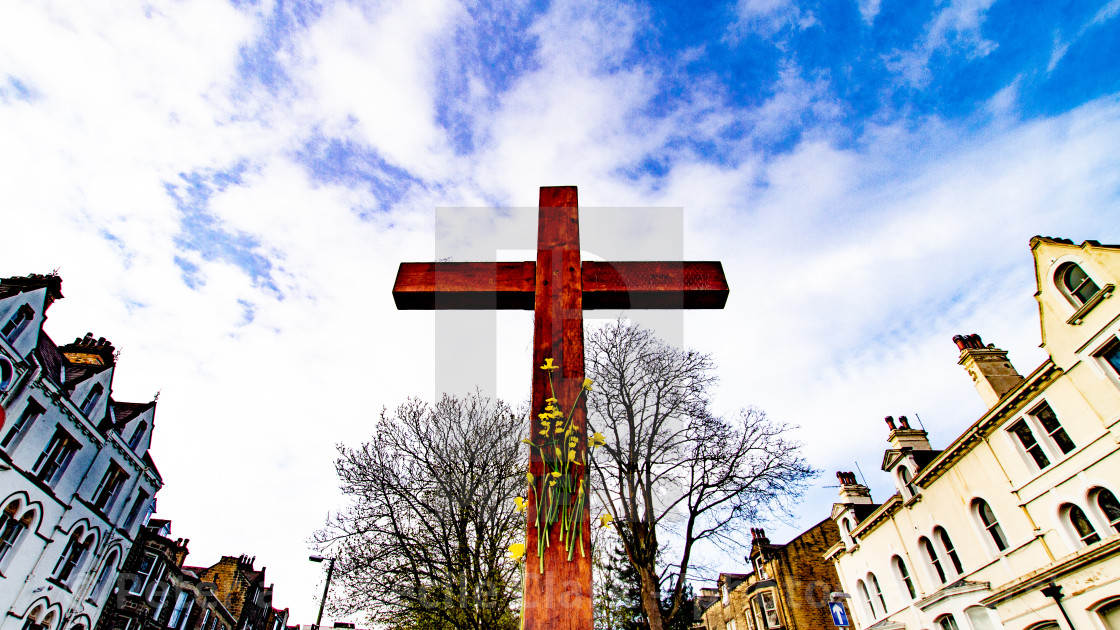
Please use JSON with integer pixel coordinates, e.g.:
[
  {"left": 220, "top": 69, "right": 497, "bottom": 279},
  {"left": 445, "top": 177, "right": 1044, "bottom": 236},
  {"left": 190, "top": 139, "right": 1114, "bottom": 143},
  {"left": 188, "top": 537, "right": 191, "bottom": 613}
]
[{"left": 829, "top": 602, "right": 850, "bottom": 627}]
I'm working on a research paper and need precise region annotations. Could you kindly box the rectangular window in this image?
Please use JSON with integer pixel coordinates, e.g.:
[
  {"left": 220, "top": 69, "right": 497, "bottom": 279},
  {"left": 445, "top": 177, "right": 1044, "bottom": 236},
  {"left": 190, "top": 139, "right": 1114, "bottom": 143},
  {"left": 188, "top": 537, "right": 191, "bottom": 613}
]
[
  {"left": 92, "top": 463, "right": 129, "bottom": 513},
  {"left": 1032, "top": 402, "right": 1075, "bottom": 455},
  {"left": 728, "top": 620, "right": 737, "bottom": 630},
  {"left": 152, "top": 582, "right": 170, "bottom": 619},
  {"left": 2, "top": 400, "right": 44, "bottom": 449},
  {"left": 1009, "top": 420, "right": 1050, "bottom": 469},
  {"left": 1, "top": 305, "right": 34, "bottom": 343},
  {"left": 168, "top": 592, "right": 190, "bottom": 628},
  {"left": 32, "top": 427, "right": 80, "bottom": 486},
  {"left": 130, "top": 553, "right": 159, "bottom": 595},
  {"left": 1098, "top": 337, "right": 1120, "bottom": 376},
  {"left": 123, "top": 490, "right": 150, "bottom": 529},
  {"left": 763, "top": 592, "right": 780, "bottom": 628}
]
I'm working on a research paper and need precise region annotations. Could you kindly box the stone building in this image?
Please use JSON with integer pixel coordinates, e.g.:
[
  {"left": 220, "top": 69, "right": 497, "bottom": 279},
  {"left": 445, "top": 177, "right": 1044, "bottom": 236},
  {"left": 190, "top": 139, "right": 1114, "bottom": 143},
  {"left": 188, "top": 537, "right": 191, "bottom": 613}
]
[
  {"left": 97, "top": 521, "right": 288, "bottom": 630},
  {"left": 825, "top": 237, "right": 1120, "bottom": 630},
  {"left": 698, "top": 519, "right": 844, "bottom": 630},
  {"left": 0, "top": 274, "right": 161, "bottom": 630},
  {"left": 95, "top": 520, "right": 235, "bottom": 630},
  {"left": 191, "top": 556, "right": 287, "bottom": 630}
]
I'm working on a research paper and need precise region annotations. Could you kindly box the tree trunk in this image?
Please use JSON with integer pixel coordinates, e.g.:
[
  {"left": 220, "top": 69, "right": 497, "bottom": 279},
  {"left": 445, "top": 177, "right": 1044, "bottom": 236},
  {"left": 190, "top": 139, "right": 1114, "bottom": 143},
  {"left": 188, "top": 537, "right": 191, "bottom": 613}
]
[{"left": 637, "top": 563, "right": 664, "bottom": 630}]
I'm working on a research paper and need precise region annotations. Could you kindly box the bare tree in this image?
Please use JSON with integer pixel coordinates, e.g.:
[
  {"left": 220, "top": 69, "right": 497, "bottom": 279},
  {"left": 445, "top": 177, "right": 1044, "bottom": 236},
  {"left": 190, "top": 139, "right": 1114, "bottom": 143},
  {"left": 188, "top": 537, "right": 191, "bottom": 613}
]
[
  {"left": 314, "top": 392, "right": 524, "bottom": 630},
  {"left": 585, "top": 319, "right": 816, "bottom": 630}
]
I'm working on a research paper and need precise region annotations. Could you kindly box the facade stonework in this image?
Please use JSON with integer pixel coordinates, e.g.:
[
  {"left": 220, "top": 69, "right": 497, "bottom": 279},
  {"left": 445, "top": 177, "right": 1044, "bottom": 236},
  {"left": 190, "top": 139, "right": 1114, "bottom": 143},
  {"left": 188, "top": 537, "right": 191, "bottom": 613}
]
[
  {"left": 0, "top": 274, "right": 161, "bottom": 630},
  {"left": 826, "top": 237, "right": 1120, "bottom": 630},
  {"left": 698, "top": 519, "right": 845, "bottom": 630}
]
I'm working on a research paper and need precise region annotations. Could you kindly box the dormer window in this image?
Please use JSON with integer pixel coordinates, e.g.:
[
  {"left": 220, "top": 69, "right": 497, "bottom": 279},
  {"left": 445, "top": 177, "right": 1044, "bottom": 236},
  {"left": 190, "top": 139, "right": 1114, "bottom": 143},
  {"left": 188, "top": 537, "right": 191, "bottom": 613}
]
[
  {"left": 899, "top": 466, "right": 917, "bottom": 498},
  {"left": 1058, "top": 262, "right": 1101, "bottom": 306},
  {"left": 79, "top": 383, "right": 103, "bottom": 416},
  {"left": 1, "top": 304, "right": 34, "bottom": 344},
  {"left": 127, "top": 421, "right": 147, "bottom": 450}
]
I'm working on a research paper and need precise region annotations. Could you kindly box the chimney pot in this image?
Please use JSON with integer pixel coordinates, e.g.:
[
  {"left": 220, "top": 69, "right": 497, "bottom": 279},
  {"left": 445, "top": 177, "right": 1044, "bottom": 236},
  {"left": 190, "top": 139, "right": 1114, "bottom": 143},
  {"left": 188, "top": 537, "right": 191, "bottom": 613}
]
[
  {"left": 885, "top": 416, "right": 896, "bottom": 430},
  {"left": 898, "top": 416, "right": 910, "bottom": 429}
]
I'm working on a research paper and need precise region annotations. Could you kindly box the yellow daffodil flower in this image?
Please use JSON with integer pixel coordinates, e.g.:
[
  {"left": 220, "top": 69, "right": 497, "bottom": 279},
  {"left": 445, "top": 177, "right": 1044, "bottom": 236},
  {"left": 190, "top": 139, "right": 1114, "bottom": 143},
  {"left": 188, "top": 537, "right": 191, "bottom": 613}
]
[
  {"left": 583, "top": 378, "right": 593, "bottom": 391},
  {"left": 555, "top": 447, "right": 562, "bottom": 458},
  {"left": 521, "top": 438, "right": 532, "bottom": 444},
  {"left": 599, "top": 514, "right": 613, "bottom": 528},
  {"left": 590, "top": 432, "right": 607, "bottom": 449},
  {"left": 546, "top": 397, "right": 558, "bottom": 404},
  {"left": 509, "top": 543, "right": 526, "bottom": 561},
  {"left": 526, "top": 472, "right": 534, "bottom": 484},
  {"left": 514, "top": 497, "right": 527, "bottom": 513},
  {"left": 551, "top": 471, "right": 561, "bottom": 478},
  {"left": 568, "top": 450, "right": 576, "bottom": 461},
  {"left": 540, "top": 358, "right": 558, "bottom": 371}
]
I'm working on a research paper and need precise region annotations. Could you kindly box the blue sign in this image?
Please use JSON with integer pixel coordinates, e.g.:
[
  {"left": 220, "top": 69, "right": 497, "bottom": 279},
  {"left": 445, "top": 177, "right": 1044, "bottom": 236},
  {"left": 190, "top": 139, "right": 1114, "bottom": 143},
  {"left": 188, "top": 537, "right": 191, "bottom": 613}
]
[{"left": 829, "top": 602, "right": 850, "bottom": 627}]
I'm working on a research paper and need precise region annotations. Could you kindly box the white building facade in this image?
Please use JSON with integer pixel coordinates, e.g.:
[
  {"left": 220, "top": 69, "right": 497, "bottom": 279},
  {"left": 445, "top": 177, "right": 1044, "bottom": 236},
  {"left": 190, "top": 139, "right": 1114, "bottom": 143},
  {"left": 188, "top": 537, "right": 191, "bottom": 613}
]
[
  {"left": 825, "top": 238, "right": 1120, "bottom": 630},
  {"left": 0, "top": 274, "right": 162, "bottom": 630}
]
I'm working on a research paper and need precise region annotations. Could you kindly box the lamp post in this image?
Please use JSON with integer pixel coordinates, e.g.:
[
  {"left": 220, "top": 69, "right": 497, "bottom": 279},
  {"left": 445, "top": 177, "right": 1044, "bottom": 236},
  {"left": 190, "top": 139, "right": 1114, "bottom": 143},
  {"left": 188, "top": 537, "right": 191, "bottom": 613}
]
[{"left": 309, "top": 555, "right": 335, "bottom": 630}]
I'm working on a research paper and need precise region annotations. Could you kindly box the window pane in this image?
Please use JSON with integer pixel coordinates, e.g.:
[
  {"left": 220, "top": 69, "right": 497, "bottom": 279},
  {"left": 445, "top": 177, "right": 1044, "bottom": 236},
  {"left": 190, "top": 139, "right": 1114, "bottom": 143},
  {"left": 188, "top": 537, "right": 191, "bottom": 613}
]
[
  {"left": 1011, "top": 421, "right": 1050, "bottom": 469},
  {"left": 1099, "top": 600, "right": 1120, "bottom": 630},
  {"left": 938, "top": 615, "right": 960, "bottom": 630},
  {"left": 1100, "top": 339, "right": 1120, "bottom": 376},
  {"left": 1034, "top": 404, "right": 1075, "bottom": 454},
  {"left": 922, "top": 537, "right": 946, "bottom": 583},
  {"left": 977, "top": 501, "right": 1009, "bottom": 551},
  {"left": 1098, "top": 489, "right": 1120, "bottom": 534},
  {"left": 1069, "top": 505, "right": 1101, "bottom": 546},
  {"left": 894, "top": 556, "right": 916, "bottom": 600},
  {"left": 938, "top": 528, "right": 964, "bottom": 575}
]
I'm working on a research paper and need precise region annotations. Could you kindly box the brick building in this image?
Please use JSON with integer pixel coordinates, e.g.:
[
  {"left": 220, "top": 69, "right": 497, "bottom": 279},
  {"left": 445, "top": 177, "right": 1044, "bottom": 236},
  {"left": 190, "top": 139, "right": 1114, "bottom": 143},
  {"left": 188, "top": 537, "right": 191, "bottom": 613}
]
[
  {"left": 0, "top": 273, "right": 161, "bottom": 630},
  {"left": 698, "top": 519, "right": 844, "bottom": 630}
]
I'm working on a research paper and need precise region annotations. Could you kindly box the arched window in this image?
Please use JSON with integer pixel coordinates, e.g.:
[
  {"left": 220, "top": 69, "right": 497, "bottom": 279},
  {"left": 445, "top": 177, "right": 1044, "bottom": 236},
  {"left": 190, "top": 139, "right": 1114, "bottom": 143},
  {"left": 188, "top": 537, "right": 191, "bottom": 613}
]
[
  {"left": 1094, "top": 488, "right": 1120, "bottom": 535},
  {"left": 0, "top": 499, "right": 31, "bottom": 565},
  {"left": 974, "top": 499, "right": 1009, "bottom": 552},
  {"left": 20, "top": 605, "right": 44, "bottom": 630},
  {"left": 1065, "top": 503, "right": 1101, "bottom": 546},
  {"left": 1057, "top": 262, "right": 1101, "bottom": 306},
  {"left": 1096, "top": 598, "right": 1120, "bottom": 630},
  {"left": 52, "top": 528, "right": 93, "bottom": 584},
  {"left": 936, "top": 614, "right": 960, "bottom": 630},
  {"left": 892, "top": 555, "right": 916, "bottom": 600},
  {"left": 920, "top": 536, "right": 946, "bottom": 583},
  {"left": 899, "top": 466, "right": 917, "bottom": 497},
  {"left": 127, "top": 421, "right": 147, "bottom": 450},
  {"left": 965, "top": 606, "right": 997, "bottom": 630},
  {"left": 79, "top": 384, "right": 103, "bottom": 416},
  {"left": 856, "top": 579, "right": 876, "bottom": 619},
  {"left": 0, "top": 358, "right": 13, "bottom": 392},
  {"left": 935, "top": 527, "right": 964, "bottom": 575},
  {"left": 90, "top": 550, "right": 119, "bottom": 600},
  {"left": 868, "top": 573, "right": 887, "bottom": 613}
]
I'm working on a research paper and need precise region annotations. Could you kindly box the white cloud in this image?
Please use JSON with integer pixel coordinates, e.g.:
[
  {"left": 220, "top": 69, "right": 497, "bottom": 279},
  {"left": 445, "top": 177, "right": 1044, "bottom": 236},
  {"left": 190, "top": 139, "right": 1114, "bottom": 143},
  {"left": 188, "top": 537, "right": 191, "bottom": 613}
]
[
  {"left": 2, "top": 0, "right": 1119, "bottom": 621},
  {"left": 884, "top": 0, "right": 998, "bottom": 88}
]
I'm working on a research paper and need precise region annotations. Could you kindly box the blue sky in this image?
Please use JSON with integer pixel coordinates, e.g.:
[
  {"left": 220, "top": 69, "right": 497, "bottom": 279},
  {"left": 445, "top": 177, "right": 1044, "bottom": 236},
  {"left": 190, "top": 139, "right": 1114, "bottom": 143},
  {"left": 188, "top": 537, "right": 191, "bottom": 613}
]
[{"left": 2, "top": 0, "right": 1119, "bottom": 622}]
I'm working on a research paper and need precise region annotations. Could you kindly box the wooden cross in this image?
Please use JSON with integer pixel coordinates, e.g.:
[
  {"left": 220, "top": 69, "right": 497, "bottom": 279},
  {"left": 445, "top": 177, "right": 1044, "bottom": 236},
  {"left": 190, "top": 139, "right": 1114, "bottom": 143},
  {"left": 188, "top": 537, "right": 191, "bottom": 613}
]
[{"left": 393, "top": 186, "right": 728, "bottom": 630}]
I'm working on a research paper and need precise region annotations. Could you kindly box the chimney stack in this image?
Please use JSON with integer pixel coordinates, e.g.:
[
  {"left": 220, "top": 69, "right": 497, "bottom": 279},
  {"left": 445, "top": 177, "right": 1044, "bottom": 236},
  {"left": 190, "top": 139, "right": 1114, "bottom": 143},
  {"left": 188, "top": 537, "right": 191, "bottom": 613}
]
[
  {"left": 836, "top": 471, "right": 873, "bottom": 505},
  {"left": 886, "top": 415, "right": 931, "bottom": 451},
  {"left": 954, "top": 334, "right": 1024, "bottom": 408}
]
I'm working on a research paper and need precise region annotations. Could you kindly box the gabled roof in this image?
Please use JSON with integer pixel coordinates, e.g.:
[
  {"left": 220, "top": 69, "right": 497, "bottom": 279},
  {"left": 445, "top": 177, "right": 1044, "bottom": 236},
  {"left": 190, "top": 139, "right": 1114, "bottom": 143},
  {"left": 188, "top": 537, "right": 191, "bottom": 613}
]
[
  {"left": 62, "top": 362, "right": 111, "bottom": 392},
  {"left": 34, "top": 333, "right": 66, "bottom": 387},
  {"left": 0, "top": 273, "right": 63, "bottom": 304}
]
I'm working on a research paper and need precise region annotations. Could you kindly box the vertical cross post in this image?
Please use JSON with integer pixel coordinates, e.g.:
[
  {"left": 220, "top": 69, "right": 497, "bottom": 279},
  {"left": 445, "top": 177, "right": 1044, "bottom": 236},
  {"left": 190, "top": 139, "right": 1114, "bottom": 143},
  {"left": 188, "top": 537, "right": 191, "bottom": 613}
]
[{"left": 524, "top": 186, "right": 592, "bottom": 630}]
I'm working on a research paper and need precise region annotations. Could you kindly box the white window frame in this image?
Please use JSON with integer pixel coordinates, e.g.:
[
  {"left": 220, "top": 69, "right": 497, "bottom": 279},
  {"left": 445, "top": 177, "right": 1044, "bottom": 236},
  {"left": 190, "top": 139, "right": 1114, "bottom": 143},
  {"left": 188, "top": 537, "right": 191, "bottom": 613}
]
[
  {"left": 2, "top": 399, "right": 44, "bottom": 451},
  {"left": 168, "top": 592, "right": 190, "bottom": 628}
]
